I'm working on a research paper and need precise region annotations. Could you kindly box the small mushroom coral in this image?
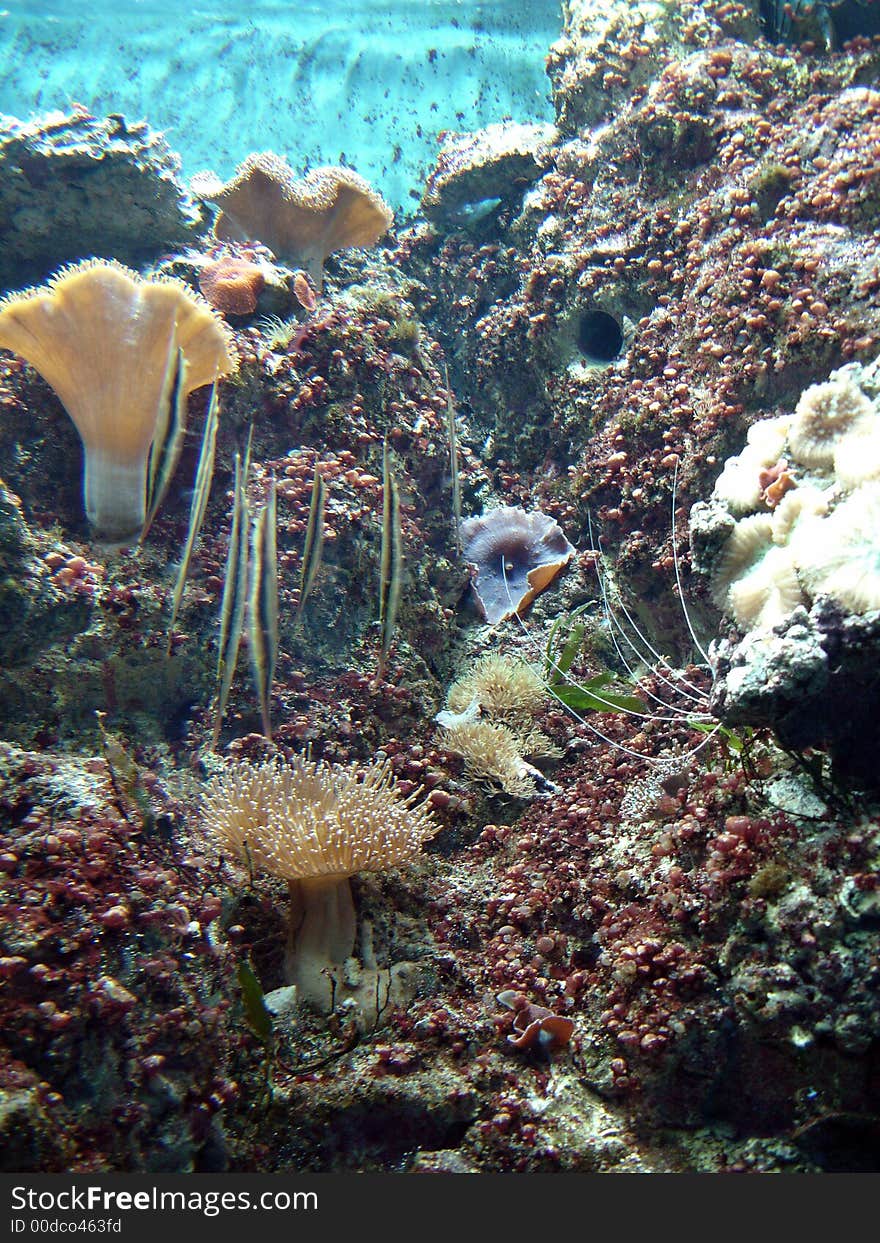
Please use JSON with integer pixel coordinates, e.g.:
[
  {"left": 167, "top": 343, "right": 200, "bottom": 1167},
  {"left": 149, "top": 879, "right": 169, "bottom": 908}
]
[
  {"left": 0, "top": 259, "right": 236, "bottom": 541},
  {"left": 460, "top": 506, "right": 575, "bottom": 625},
  {"left": 191, "top": 153, "right": 393, "bottom": 290},
  {"left": 202, "top": 755, "right": 439, "bottom": 1017}
]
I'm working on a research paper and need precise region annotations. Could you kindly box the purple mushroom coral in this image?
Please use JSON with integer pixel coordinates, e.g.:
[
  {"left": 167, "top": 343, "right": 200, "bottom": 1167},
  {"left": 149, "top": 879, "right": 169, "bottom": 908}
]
[{"left": 460, "top": 505, "right": 576, "bottom": 625}]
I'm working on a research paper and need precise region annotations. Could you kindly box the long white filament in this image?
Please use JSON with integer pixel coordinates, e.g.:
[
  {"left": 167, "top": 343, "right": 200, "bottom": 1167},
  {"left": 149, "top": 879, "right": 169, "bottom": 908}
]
[{"left": 496, "top": 483, "right": 725, "bottom": 768}]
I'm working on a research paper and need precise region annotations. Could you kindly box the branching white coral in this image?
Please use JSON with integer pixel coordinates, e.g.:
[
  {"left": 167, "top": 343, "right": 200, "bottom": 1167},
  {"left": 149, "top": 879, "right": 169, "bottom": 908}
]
[
  {"left": 446, "top": 653, "right": 546, "bottom": 719},
  {"left": 437, "top": 653, "right": 561, "bottom": 797}
]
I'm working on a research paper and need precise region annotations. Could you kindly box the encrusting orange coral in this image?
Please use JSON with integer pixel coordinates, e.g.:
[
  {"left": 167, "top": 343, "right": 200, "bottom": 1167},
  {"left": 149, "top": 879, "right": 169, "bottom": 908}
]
[
  {"left": 198, "top": 253, "right": 266, "bottom": 315},
  {"left": 0, "top": 259, "right": 237, "bottom": 542}
]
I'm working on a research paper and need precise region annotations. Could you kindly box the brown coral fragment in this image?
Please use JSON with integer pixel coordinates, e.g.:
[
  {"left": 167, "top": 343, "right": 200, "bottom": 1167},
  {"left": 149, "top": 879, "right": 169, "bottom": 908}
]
[
  {"left": 460, "top": 506, "right": 575, "bottom": 625},
  {"left": 292, "top": 270, "right": 318, "bottom": 312},
  {"left": 0, "top": 259, "right": 236, "bottom": 541},
  {"left": 497, "top": 991, "right": 574, "bottom": 1054},
  {"left": 191, "top": 153, "right": 393, "bottom": 290}
]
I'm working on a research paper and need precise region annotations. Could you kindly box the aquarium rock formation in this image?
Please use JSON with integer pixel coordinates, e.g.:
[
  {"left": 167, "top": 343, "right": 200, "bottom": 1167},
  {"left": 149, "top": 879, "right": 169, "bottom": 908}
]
[
  {"left": 2, "top": 0, "right": 880, "bottom": 1180},
  {"left": 691, "top": 357, "right": 880, "bottom": 786},
  {"left": 421, "top": 122, "right": 559, "bottom": 225},
  {"left": 0, "top": 111, "right": 204, "bottom": 289}
]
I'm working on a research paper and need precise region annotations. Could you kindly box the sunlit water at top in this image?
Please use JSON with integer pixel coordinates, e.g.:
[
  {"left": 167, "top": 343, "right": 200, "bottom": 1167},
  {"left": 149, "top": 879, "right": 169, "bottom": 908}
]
[{"left": 0, "top": 0, "right": 561, "bottom": 213}]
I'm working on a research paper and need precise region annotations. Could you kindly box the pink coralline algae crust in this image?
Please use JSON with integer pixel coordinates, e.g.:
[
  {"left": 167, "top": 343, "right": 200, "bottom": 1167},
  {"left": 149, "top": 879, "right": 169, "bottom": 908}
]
[
  {"left": 0, "top": 743, "right": 251, "bottom": 1171},
  {"left": 411, "top": 697, "right": 880, "bottom": 1150},
  {"left": 399, "top": 21, "right": 880, "bottom": 653}
]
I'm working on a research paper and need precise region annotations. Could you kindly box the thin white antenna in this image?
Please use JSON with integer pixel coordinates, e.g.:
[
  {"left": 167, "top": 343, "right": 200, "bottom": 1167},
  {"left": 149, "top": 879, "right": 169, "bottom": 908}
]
[
  {"left": 500, "top": 560, "right": 719, "bottom": 769},
  {"left": 671, "top": 456, "right": 712, "bottom": 666}
]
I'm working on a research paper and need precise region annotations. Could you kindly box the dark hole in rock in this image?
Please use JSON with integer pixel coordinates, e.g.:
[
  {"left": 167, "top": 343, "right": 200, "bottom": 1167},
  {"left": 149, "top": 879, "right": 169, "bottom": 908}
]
[{"left": 577, "top": 309, "right": 624, "bottom": 363}]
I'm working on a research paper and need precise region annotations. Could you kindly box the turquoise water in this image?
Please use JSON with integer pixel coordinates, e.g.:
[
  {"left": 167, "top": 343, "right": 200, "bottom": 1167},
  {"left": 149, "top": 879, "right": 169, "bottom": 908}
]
[{"left": 0, "top": 0, "right": 561, "bottom": 213}]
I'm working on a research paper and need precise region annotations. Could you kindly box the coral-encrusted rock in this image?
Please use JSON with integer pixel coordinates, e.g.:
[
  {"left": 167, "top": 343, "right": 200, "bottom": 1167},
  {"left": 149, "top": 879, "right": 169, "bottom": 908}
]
[
  {"left": 0, "top": 1088, "right": 67, "bottom": 1172},
  {"left": 421, "top": 122, "right": 559, "bottom": 224},
  {"left": 546, "top": 0, "right": 760, "bottom": 135},
  {"left": 0, "top": 741, "right": 246, "bottom": 1172},
  {"left": 157, "top": 243, "right": 295, "bottom": 321},
  {"left": 0, "top": 479, "right": 88, "bottom": 667},
  {"left": 691, "top": 357, "right": 880, "bottom": 786},
  {"left": 0, "top": 111, "right": 204, "bottom": 288}
]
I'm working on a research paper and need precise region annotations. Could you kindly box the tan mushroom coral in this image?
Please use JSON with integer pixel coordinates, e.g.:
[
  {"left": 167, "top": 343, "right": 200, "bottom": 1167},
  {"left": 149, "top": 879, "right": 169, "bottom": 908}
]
[
  {"left": 191, "top": 153, "right": 393, "bottom": 290},
  {"left": 446, "top": 653, "right": 546, "bottom": 719},
  {"left": 202, "top": 755, "right": 438, "bottom": 1015},
  {"left": 788, "top": 376, "right": 875, "bottom": 469},
  {"left": 460, "top": 506, "right": 575, "bottom": 625},
  {"left": 0, "top": 259, "right": 236, "bottom": 542}
]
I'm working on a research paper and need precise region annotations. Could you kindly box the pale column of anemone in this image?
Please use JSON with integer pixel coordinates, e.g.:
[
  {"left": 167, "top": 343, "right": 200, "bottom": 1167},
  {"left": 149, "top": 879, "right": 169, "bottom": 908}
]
[
  {"left": 201, "top": 755, "right": 438, "bottom": 1014},
  {"left": 0, "top": 260, "right": 236, "bottom": 542}
]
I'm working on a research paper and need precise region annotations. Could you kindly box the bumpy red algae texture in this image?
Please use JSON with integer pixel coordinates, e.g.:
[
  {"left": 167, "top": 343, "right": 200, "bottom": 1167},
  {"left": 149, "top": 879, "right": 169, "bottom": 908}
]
[{"left": 0, "top": 742, "right": 254, "bottom": 1171}]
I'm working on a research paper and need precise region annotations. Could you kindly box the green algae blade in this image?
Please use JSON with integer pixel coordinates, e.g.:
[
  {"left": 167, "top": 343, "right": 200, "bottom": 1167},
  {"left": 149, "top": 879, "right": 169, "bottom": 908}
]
[
  {"left": 549, "top": 672, "right": 646, "bottom": 717},
  {"left": 165, "top": 380, "right": 220, "bottom": 655},
  {"left": 237, "top": 960, "right": 273, "bottom": 1049}
]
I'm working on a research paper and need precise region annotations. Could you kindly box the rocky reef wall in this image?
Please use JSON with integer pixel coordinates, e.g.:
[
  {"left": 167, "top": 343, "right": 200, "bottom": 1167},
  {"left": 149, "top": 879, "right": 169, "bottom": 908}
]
[{"left": 2, "top": 0, "right": 880, "bottom": 1176}]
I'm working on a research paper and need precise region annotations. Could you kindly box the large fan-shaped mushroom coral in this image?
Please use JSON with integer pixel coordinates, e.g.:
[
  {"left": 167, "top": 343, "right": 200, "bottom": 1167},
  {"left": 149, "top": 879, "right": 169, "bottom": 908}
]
[
  {"left": 191, "top": 153, "right": 393, "bottom": 290},
  {"left": 202, "top": 754, "right": 438, "bottom": 1017},
  {"left": 0, "top": 259, "right": 236, "bottom": 542},
  {"left": 460, "top": 506, "right": 576, "bottom": 625}
]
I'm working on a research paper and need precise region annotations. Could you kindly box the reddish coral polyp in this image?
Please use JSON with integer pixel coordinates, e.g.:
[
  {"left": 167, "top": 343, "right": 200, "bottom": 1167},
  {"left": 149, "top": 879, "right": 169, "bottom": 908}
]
[{"left": 198, "top": 255, "right": 266, "bottom": 316}]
